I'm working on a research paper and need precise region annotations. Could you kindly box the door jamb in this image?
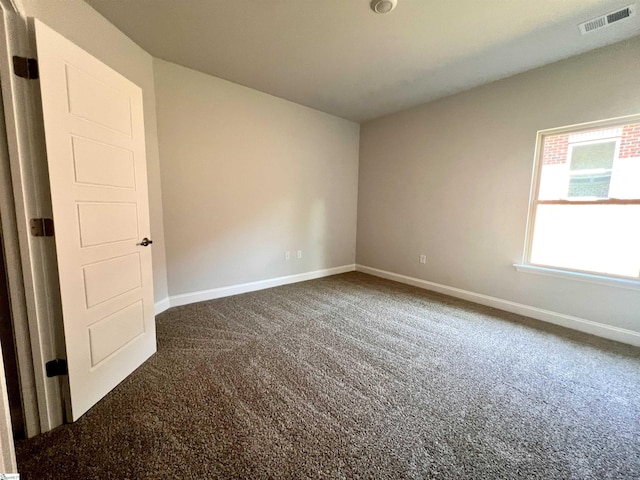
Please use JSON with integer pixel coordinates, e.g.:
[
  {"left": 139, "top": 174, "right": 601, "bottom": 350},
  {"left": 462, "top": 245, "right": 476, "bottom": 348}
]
[{"left": 0, "top": 0, "right": 65, "bottom": 436}]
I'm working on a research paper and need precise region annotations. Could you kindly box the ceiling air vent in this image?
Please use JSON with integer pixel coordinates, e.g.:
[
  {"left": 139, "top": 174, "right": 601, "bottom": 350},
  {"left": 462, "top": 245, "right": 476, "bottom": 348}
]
[{"left": 579, "top": 5, "right": 635, "bottom": 34}]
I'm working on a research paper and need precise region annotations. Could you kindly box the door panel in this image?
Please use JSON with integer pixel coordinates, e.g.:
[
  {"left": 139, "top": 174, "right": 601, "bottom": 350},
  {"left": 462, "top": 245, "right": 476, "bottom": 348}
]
[
  {"left": 77, "top": 202, "right": 139, "bottom": 247},
  {"left": 35, "top": 20, "right": 155, "bottom": 421},
  {"left": 65, "top": 64, "right": 133, "bottom": 135},
  {"left": 71, "top": 136, "right": 136, "bottom": 189},
  {"left": 82, "top": 254, "right": 142, "bottom": 308},
  {"left": 88, "top": 301, "right": 145, "bottom": 367}
]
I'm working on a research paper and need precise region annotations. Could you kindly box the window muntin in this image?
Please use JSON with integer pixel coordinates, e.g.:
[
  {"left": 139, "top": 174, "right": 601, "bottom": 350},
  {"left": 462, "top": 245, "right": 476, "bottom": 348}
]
[{"left": 526, "top": 117, "right": 640, "bottom": 279}]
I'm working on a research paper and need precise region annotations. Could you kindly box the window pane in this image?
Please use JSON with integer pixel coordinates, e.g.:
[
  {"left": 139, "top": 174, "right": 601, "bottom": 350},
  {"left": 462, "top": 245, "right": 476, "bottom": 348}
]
[
  {"left": 530, "top": 204, "right": 640, "bottom": 278},
  {"left": 538, "top": 124, "right": 640, "bottom": 200},
  {"left": 567, "top": 172, "right": 611, "bottom": 198},
  {"left": 570, "top": 142, "right": 615, "bottom": 170}
]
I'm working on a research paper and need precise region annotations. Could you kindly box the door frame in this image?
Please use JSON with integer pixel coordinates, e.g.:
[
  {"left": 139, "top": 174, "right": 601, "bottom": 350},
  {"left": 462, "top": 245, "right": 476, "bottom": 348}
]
[{"left": 0, "top": 0, "right": 65, "bottom": 438}]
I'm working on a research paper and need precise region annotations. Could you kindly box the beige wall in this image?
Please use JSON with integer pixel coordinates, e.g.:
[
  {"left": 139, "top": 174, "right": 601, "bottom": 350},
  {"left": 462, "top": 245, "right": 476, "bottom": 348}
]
[
  {"left": 154, "top": 59, "right": 359, "bottom": 296},
  {"left": 357, "top": 37, "right": 640, "bottom": 334},
  {"left": 19, "top": 0, "right": 169, "bottom": 303}
]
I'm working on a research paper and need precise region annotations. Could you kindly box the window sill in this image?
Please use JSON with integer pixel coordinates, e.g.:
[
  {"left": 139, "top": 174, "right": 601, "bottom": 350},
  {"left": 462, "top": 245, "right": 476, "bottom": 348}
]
[{"left": 513, "top": 264, "right": 640, "bottom": 291}]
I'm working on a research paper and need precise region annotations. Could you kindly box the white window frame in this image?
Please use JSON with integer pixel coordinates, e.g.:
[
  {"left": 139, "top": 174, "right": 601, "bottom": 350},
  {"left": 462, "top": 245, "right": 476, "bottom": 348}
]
[{"left": 515, "top": 114, "right": 640, "bottom": 291}]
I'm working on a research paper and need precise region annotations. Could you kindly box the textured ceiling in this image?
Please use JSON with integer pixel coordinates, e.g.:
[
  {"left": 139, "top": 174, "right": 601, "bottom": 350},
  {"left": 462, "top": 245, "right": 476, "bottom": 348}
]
[{"left": 85, "top": 0, "right": 640, "bottom": 121}]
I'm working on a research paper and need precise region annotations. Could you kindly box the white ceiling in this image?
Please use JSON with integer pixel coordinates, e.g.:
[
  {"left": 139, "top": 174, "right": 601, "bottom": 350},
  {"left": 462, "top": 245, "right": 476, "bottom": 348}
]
[{"left": 85, "top": 0, "right": 640, "bottom": 122}]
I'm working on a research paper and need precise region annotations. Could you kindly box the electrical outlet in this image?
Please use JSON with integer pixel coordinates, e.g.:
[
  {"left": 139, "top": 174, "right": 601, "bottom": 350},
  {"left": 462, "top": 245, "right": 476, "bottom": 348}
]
[
  {"left": 419, "top": 254, "right": 427, "bottom": 264},
  {"left": 297, "top": 250, "right": 303, "bottom": 259},
  {"left": 285, "top": 251, "right": 291, "bottom": 260}
]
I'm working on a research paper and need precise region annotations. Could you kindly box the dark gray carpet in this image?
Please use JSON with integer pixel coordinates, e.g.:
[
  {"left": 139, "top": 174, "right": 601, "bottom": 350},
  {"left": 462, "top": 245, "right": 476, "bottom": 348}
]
[{"left": 15, "top": 272, "right": 640, "bottom": 479}]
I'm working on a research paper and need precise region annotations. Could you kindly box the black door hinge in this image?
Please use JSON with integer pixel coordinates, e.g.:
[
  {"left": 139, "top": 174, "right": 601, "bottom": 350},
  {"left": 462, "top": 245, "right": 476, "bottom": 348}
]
[
  {"left": 12, "top": 56, "right": 39, "bottom": 79},
  {"left": 30, "top": 218, "right": 54, "bottom": 237},
  {"left": 45, "top": 359, "right": 68, "bottom": 377}
]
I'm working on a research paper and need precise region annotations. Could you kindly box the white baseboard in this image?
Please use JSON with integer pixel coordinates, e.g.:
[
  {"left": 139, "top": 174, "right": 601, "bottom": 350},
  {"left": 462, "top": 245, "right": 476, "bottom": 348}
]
[
  {"left": 154, "top": 298, "right": 171, "bottom": 316},
  {"left": 168, "top": 264, "right": 356, "bottom": 308},
  {"left": 356, "top": 264, "right": 640, "bottom": 348}
]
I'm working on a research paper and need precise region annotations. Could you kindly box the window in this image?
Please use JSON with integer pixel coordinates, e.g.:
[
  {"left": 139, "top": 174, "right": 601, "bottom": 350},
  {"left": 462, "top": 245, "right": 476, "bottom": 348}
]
[{"left": 524, "top": 116, "right": 640, "bottom": 280}]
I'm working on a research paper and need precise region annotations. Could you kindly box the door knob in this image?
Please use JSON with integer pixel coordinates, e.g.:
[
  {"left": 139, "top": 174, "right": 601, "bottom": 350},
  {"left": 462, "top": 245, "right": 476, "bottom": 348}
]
[{"left": 136, "top": 237, "right": 153, "bottom": 247}]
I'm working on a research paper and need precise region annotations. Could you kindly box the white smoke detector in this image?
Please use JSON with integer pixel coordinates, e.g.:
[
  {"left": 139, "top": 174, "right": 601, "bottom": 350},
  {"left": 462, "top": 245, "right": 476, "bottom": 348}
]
[{"left": 371, "top": 0, "right": 397, "bottom": 14}]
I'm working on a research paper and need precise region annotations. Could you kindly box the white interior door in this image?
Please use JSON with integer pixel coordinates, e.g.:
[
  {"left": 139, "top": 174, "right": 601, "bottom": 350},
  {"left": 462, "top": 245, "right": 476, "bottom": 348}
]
[{"left": 35, "top": 20, "right": 156, "bottom": 421}]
